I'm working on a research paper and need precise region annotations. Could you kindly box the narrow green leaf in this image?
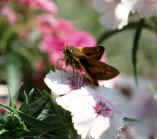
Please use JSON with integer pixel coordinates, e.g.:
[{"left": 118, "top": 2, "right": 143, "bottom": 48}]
[
  {"left": 0, "top": 104, "right": 15, "bottom": 113},
  {"left": 96, "top": 21, "right": 155, "bottom": 45},
  {"left": 28, "top": 89, "right": 35, "bottom": 100},
  {"left": 7, "top": 52, "right": 22, "bottom": 107},
  {"left": 123, "top": 117, "right": 137, "bottom": 122},
  {"left": 24, "top": 91, "right": 29, "bottom": 105}
]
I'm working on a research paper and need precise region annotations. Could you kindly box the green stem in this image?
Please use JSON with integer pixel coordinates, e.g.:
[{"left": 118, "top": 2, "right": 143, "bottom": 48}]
[
  {"left": 132, "top": 19, "right": 145, "bottom": 84},
  {"left": 97, "top": 22, "right": 155, "bottom": 45}
]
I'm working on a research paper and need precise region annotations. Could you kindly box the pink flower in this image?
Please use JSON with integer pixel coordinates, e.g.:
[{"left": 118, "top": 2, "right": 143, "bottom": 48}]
[
  {"left": 64, "top": 31, "right": 97, "bottom": 47},
  {"left": 34, "top": 15, "right": 97, "bottom": 69},
  {"left": 19, "top": 0, "right": 57, "bottom": 14},
  {"left": 1, "top": 6, "right": 18, "bottom": 24},
  {"left": 0, "top": 99, "right": 8, "bottom": 115},
  {"left": 35, "top": 60, "right": 45, "bottom": 73},
  {"left": 41, "top": 35, "right": 96, "bottom": 69},
  {"left": 36, "top": 17, "right": 75, "bottom": 38},
  {"left": 35, "top": 14, "right": 58, "bottom": 37},
  {"left": 39, "top": 18, "right": 97, "bottom": 69}
]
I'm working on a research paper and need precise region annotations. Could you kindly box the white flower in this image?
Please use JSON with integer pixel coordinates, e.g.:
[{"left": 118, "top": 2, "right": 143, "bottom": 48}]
[
  {"left": 133, "top": 0, "right": 157, "bottom": 18},
  {"left": 100, "top": 76, "right": 119, "bottom": 88},
  {"left": 44, "top": 70, "right": 90, "bottom": 95},
  {"left": 93, "top": 0, "right": 157, "bottom": 29},
  {"left": 57, "top": 86, "right": 127, "bottom": 139},
  {"left": 113, "top": 76, "right": 157, "bottom": 139},
  {"left": 93, "top": 0, "right": 137, "bottom": 29},
  {"left": 0, "top": 85, "right": 8, "bottom": 96}
]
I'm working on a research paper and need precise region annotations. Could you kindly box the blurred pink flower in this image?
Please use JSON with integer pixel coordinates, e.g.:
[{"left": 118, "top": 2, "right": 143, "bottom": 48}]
[
  {"left": 35, "top": 14, "right": 58, "bottom": 37},
  {"left": 1, "top": 6, "right": 17, "bottom": 24},
  {"left": 35, "top": 16, "right": 75, "bottom": 38},
  {"left": 38, "top": 17, "right": 97, "bottom": 69},
  {"left": 19, "top": 0, "right": 57, "bottom": 14},
  {"left": 0, "top": 99, "right": 8, "bottom": 115},
  {"left": 64, "top": 31, "right": 97, "bottom": 47},
  {"left": 35, "top": 60, "right": 45, "bottom": 72},
  {"left": 41, "top": 33, "right": 96, "bottom": 69}
]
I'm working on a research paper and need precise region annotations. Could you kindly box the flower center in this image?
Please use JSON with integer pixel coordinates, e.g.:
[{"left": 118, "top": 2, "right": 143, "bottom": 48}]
[
  {"left": 94, "top": 101, "right": 112, "bottom": 117},
  {"left": 67, "top": 73, "right": 90, "bottom": 89}
]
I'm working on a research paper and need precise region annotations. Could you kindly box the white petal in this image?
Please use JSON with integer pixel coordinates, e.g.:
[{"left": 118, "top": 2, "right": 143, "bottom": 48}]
[
  {"left": 133, "top": 0, "right": 157, "bottom": 18},
  {"left": 90, "top": 117, "right": 110, "bottom": 139},
  {"left": 57, "top": 86, "right": 126, "bottom": 139},
  {"left": 56, "top": 88, "right": 96, "bottom": 115},
  {"left": 99, "top": 2, "right": 131, "bottom": 29},
  {"left": 99, "top": 114, "right": 124, "bottom": 139},
  {"left": 93, "top": 0, "right": 138, "bottom": 29},
  {"left": 56, "top": 88, "right": 97, "bottom": 138},
  {"left": 84, "top": 86, "right": 128, "bottom": 112},
  {"left": 44, "top": 70, "right": 72, "bottom": 95}
]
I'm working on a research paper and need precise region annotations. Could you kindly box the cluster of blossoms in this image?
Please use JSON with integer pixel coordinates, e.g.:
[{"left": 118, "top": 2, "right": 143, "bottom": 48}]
[
  {"left": 0, "top": 0, "right": 96, "bottom": 70},
  {"left": 37, "top": 16, "right": 96, "bottom": 69},
  {"left": 44, "top": 69, "right": 157, "bottom": 139},
  {"left": 0, "top": 0, "right": 57, "bottom": 24},
  {"left": 44, "top": 70, "right": 128, "bottom": 139},
  {"left": 93, "top": 0, "right": 157, "bottom": 29},
  {"left": 18, "top": 0, "right": 57, "bottom": 14},
  {"left": 19, "top": 0, "right": 96, "bottom": 69},
  {"left": 0, "top": 0, "right": 97, "bottom": 86}
]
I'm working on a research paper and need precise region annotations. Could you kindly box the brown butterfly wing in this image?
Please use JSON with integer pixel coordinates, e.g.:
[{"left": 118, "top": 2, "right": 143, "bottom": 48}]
[
  {"left": 78, "top": 56, "right": 119, "bottom": 85},
  {"left": 78, "top": 46, "right": 105, "bottom": 60}
]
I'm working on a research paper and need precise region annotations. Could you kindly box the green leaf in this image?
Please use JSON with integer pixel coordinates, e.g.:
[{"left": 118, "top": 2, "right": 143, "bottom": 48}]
[
  {"left": 0, "top": 104, "right": 15, "bottom": 113},
  {"left": 150, "top": 86, "right": 157, "bottom": 100},
  {"left": 7, "top": 52, "right": 22, "bottom": 107},
  {"left": 123, "top": 117, "right": 137, "bottom": 122}
]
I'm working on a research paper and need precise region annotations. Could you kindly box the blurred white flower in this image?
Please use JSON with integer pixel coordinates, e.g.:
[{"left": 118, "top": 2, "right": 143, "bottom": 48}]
[
  {"left": 0, "top": 85, "right": 8, "bottom": 96},
  {"left": 44, "top": 70, "right": 90, "bottom": 95},
  {"left": 57, "top": 86, "right": 127, "bottom": 139},
  {"left": 100, "top": 76, "right": 120, "bottom": 88},
  {"left": 93, "top": 0, "right": 157, "bottom": 29},
  {"left": 133, "top": 0, "right": 157, "bottom": 18},
  {"left": 114, "top": 76, "right": 157, "bottom": 139},
  {"left": 93, "top": 0, "right": 137, "bottom": 29}
]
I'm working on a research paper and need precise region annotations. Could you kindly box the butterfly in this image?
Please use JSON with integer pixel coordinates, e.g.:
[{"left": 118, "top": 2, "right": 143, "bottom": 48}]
[{"left": 63, "top": 45, "right": 119, "bottom": 86}]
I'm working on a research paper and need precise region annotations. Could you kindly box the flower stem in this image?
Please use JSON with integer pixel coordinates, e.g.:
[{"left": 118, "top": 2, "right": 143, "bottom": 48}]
[
  {"left": 132, "top": 18, "right": 145, "bottom": 84},
  {"left": 97, "top": 22, "right": 155, "bottom": 45}
]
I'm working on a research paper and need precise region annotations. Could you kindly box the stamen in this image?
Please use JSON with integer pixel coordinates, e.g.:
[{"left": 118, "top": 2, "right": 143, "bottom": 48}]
[
  {"left": 94, "top": 101, "right": 112, "bottom": 117},
  {"left": 67, "top": 74, "right": 90, "bottom": 90}
]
